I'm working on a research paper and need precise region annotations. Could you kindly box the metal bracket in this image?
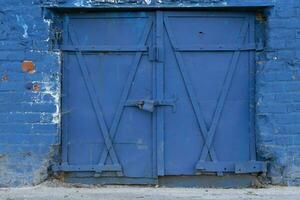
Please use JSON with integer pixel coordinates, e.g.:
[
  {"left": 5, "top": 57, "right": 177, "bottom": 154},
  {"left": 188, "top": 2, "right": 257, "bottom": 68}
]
[
  {"left": 51, "top": 163, "right": 123, "bottom": 174},
  {"left": 148, "top": 45, "right": 164, "bottom": 62},
  {"left": 235, "top": 161, "right": 267, "bottom": 174},
  {"left": 126, "top": 99, "right": 176, "bottom": 112},
  {"left": 51, "top": 27, "right": 63, "bottom": 50},
  {"left": 196, "top": 161, "right": 267, "bottom": 174},
  {"left": 255, "top": 41, "right": 264, "bottom": 51}
]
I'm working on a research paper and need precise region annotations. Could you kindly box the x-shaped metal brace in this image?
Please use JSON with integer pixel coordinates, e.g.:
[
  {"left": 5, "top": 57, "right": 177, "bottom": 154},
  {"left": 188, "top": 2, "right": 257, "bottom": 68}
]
[
  {"left": 164, "top": 16, "right": 249, "bottom": 168},
  {"left": 68, "top": 20, "right": 153, "bottom": 174}
]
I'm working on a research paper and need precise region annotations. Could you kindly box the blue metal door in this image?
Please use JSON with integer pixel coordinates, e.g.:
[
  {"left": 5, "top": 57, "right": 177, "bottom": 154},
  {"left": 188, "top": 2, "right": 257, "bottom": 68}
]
[
  {"left": 57, "top": 11, "right": 265, "bottom": 181},
  {"left": 162, "top": 11, "right": 265, "bottom": 175},
  {"left": 60, "top": 12, "right": 156, "bottom": 179}
]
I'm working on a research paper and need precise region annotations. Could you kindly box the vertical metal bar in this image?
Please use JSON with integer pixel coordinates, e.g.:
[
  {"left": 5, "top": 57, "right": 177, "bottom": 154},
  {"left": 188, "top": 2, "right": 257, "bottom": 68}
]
[
  {"left": 61, "top": 14, "right": 69, "bottom": 166},
  {"left": 152, "top": 12, "right": 158, "bottom": 178},
  {"left": 249, "top": 15, "right": 257, "bottom": 161},
  {"left": 156, "top": 11, "right": 165, "bottom": 176}
]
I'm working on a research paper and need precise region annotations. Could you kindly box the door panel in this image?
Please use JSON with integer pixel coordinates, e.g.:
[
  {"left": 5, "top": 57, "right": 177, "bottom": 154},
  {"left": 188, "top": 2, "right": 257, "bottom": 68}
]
[
  {"left": 62, "top": 12, "right": 155, "bottom": 178},
  {"left": 163, "top": 11, "right": 255, "bottom": 175}
]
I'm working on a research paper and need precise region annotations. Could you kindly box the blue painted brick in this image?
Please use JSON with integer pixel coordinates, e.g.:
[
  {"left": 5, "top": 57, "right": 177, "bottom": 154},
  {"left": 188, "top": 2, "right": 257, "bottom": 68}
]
[
  {"left": 0, "top": 123, "right": 59, "bottom": 134},
  {"left": 262, "top": 71, "right": 296, "bottom": 82},
  {"left": 276, "top": 7, "right": 296, "bottom": 18},
  {"left": 262, "top": 60, "right": 286, "bottom": 72},
  {"left": 278, "top": 50, "right": 296, "bottom": 60},
  {"left": 0, "top": 113, "right": 54, "bottom": 123},
  {"left": 274, "top": 114, "right": 300, "bottom": 125},
  {"left": 0, "top": 134, "right": 58, "bottom": 145},
  {"left": 0, "top": 144, "right": 54, "bottom": 155},
  {"left": 0, "top": 92, "right": 56, "bottom": 103},
  {"left": 0, "top": 103, "right": 57, "bottom": 113},
  {"left": 287, "top": 104, "right": 300, "bottom": 113},
  {"left": 279, "top": 125, "right": 300, "bottom": 135}
]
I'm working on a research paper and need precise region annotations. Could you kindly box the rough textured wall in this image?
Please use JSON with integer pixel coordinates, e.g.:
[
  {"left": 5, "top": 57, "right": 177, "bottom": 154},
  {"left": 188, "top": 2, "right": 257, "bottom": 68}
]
[
  {"left": 0, "top": 0, "right": 60, "bottom": 186},
  {"left": 1, "top": 0, "right": 300, "bottom": 186},
  {"left": 255, "top": 0, "right": 300, "bottom": 186}
]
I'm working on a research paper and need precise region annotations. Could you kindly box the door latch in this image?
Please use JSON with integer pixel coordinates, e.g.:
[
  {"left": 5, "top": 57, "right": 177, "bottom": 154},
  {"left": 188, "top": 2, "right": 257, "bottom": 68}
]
[{"left": 125, "top": 99, "right": 176, "bottom": 113}]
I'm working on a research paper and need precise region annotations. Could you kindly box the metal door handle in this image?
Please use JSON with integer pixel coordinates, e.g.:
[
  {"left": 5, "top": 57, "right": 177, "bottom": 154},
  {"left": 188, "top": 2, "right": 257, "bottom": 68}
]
[{"left": 125, "top": 99, "right": 177, "bottom": 113}]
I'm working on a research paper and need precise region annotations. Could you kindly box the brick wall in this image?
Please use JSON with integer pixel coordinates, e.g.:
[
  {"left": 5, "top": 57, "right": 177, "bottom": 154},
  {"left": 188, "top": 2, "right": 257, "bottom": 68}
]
[
  {"left": 255, "top": 0, "right": 300, "bottom": 185},
  {"left": 0, "top": 0, "right": 60, "bottom": 186},
  {"left": 0, "top": 0, "right": 300, "bottom": 186}
]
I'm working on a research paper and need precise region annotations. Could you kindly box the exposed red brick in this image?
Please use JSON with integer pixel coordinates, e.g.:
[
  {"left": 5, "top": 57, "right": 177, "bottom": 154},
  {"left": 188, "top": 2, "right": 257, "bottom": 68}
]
[
  {"left": 33, "top": 83, "right": 40, "bottom": 92},
  {"left": 22, "top": 60, "right": 36, "bottom": 74},
  {"left": 1, "top": 74, "right": 8, "bottom": 81}
]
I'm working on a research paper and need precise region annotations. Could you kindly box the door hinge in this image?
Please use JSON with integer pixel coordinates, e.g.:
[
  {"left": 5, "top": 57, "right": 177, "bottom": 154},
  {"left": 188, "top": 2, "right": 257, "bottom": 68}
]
[
  {"left": 54, "top": 29, "right": 62, "bottom": 43},
  {"left": 51, "top": 28, "right": 63, "bottom": 50},
  {"left": 148, "top": 46, "right": 164, "bottom": 62}
]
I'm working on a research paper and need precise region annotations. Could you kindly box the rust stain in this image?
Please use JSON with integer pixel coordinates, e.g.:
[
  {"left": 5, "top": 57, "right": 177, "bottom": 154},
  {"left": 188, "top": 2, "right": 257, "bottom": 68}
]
[
  {"left": 256, "top": 13, "right": 267, "bottom": 22},
  {"left": 0, "top": 154, "right": 5, "bottom": 160},
  {"left": 1, "top": 74, "right": 8, "bottom": 81},
  {"left": 22, "top": 60, "right": 36, "bottom": 74},
  {"left": 33, "top": 83, "right": 40, "bottom": 92},
  {"left": 21, "top": 152, "right": 32, "bottom": 157}
]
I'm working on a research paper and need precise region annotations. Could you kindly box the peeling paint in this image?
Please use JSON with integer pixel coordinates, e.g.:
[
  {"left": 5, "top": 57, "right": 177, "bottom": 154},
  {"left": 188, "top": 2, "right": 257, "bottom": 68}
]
[
  {"left": 22, "top": 24, "right": 28, "bottom": 38},
  {"left": 33, "top": 83, "right": 41, "bottom": 92},
  {"left": 144, "top": 0, "right": 151, "bottom": 5},
  {"left": 75, "top": 0, "right": 84, "bottom": 6},
  {"left": 42, "top": 53, "right": 61, "bottom": 125},
  {"left": 16, "top": 15, "right": 28, "bottom": 39},
  {"left": 1, "top": 75, "right": 8, "bottom": 81},
  {"left": 43, "top": 19, "right": 51, "bottom": 27}
]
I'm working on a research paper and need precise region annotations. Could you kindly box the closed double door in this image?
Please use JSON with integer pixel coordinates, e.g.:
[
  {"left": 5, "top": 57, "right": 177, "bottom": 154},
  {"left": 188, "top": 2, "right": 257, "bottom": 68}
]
[{"left": 59, "top": 11, "right": 265, "bottom": 180}]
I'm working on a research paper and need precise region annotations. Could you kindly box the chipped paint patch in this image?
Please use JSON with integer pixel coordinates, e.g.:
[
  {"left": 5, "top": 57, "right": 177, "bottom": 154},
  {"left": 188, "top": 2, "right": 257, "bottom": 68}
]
[
  {"left": 16, "top": 15, "right": 28, "bottom": 38},
  {"left": 44, "top": 52, "right": 61, "bottom": 125},
  {"left": 22, "top": 60, "right": 36, "bottom": 74},
  {"left": 75, "top": 0, "right": 84, "bottom": 6},
  {"left": 22, "top": 24, "right": 28, "bottom": 38},
  {"left": 43, "top": 19, "right": 51, "bottom": 27},
  {"left": 144, "top": 0, "right": 151, "bottom": 5}
]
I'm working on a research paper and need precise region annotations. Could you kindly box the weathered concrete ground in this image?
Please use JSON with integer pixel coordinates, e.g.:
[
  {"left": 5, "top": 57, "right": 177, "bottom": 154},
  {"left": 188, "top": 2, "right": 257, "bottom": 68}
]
[{"left": 0, "top": 181, "right": 300, "bottom": 200}]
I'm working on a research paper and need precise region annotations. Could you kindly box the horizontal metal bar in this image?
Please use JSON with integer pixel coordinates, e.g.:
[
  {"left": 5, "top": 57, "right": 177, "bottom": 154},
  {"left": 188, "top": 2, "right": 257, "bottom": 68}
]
[
  {"left": 52, "top": 164, "right": 122, "bottom": 172},
  {"left": 44, "top": 4, "right": 274, "bottom": 10},
  {"left": 165, "top": 14, "right": 248, "bottom": 18},
  {"left": 125, "top": 99, "right": 176, "bottom": 112},
  {"left": 196, "top": 161, "right": 266, "bottom": 174},
  {"left": 60, "top": 45, "right": 148, "bottom": 52},
  {"left": 196, "top": 162, "right": 235, "bottom": 173},
  {"left": 125, "top": 99, "right": 175, "bottom": 106},
  {"left": 65, "top": 176, "right": 158, "bottom": 185},
  {"left": 174, "top": 43, "right": 257, "bottom": 52},
  {"left": 235, "top": 161, "right": 267, "bottom": 174},
  {"left": 69, "top": 16, "right": 150, "bottom": 19}
]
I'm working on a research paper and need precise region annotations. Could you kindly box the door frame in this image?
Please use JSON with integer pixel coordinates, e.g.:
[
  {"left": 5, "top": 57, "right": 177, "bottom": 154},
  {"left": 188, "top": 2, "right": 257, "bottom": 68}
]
[{"left": 52, "top": 9, "right": 266, "bottom": 184}]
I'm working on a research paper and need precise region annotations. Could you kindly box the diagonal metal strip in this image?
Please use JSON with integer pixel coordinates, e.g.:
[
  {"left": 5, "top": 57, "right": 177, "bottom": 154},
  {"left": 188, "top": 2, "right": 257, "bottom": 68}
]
[
  {"left": 98, "top": 20, "right": 154, "bottom": 166},
  {"left": 68, "top": 25, "right": 122, "bottom": 172},
  {"left": 199, "top": 20, "right": 250, "bottom": 162},
  {"left": 164, "top": 17, "right": 218, "bottom": 161}
]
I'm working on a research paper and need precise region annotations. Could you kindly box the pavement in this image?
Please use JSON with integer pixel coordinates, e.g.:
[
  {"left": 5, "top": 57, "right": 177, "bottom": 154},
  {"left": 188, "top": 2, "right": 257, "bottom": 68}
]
[{"left": 0, "top": 181, "right": 300, "bottom": 200}]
